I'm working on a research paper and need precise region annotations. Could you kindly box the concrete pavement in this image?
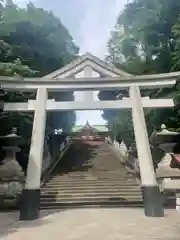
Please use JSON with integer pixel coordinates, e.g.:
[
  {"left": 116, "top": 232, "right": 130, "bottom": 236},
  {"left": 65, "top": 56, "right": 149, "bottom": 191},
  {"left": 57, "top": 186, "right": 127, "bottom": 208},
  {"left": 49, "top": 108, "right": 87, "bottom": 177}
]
[{"left": 0, "top": 208, "right": 179, "bottom": 240}]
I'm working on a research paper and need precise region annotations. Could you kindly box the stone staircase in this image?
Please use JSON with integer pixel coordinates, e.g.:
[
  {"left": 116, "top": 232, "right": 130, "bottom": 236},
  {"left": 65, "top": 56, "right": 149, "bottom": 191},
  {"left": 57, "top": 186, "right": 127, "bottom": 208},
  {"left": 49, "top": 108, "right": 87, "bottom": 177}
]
[{"left": 40, "top": 140, "right": 143, "bottom": 209}]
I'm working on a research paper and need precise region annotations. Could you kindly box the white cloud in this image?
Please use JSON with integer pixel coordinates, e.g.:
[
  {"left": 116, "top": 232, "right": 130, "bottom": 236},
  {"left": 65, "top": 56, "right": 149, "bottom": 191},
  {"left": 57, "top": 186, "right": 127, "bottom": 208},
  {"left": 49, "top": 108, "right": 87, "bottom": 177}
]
[
  {"left": 13, "top": 0, "right": 29, "bottom": 6},
  {"left": 79, "top": 0, "right": 125, "bottom": 57}
]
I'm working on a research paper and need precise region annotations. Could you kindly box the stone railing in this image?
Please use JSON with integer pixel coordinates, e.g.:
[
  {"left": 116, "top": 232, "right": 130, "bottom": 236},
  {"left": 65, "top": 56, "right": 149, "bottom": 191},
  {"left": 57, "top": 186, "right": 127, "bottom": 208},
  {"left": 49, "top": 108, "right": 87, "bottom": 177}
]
[
  {"left": 41, "top": 136, "right": 72, "bottom": 184},
  {"left": 107, "top": 125, "right": 180, "bottom": 205},
  {"left": 106, "top": 137, "right": 140, "bottom": 174}
]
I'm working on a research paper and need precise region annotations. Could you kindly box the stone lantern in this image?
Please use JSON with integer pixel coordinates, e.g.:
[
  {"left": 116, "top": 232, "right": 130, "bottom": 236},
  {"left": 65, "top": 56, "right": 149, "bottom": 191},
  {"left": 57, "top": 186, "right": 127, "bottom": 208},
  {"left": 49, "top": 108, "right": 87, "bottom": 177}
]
[
  {"left": 155, "top": 124, "right": 180, "bottom": 151},
  {"left": 0, "top": 128, "right": 25, "bottom": 207},
  {"left": 154, "top": 125, "right": 180, "bottom": 191}
]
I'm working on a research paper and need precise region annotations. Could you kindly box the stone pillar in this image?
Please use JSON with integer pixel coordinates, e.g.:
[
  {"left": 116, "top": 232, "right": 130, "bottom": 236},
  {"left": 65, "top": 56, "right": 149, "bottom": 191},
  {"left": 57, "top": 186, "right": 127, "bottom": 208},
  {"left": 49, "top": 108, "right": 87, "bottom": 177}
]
[
  {"left": 129, "top": 85, "right": 164, "bottom": 217},
  {"left": 20, "top": 88, "right": 47, "bottom": 221}
]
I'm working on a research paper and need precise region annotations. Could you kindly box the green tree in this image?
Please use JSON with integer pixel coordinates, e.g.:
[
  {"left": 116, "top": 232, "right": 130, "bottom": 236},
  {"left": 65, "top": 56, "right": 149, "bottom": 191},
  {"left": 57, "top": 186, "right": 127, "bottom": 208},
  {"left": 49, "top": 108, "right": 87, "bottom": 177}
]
[
  {"left": 101, "top": 0, "right": 180, "bottom": 144},
  {"left": 0, "top": 2, "right": 79, "bottom": 75},
  {"left": 0, "top": 2, "right": 79, "bottom": 138}
]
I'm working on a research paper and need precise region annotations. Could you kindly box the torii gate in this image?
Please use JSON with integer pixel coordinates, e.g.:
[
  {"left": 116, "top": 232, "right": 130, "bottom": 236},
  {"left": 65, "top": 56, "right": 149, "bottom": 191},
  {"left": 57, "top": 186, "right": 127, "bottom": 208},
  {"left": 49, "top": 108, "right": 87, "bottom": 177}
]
[{"left": 0, "top": 52, "right": 179, "bottom": 220}]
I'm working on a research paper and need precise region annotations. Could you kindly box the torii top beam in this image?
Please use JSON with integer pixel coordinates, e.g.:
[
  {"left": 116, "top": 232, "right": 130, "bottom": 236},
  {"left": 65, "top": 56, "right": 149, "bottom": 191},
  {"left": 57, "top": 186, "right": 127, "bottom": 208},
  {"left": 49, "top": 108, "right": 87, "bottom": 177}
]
[
  {"left": 0, "top": 75, "right": 177, "bottom": 92},
  {"left": 0, "top": 52, "right": 179, "bottom": 92}
]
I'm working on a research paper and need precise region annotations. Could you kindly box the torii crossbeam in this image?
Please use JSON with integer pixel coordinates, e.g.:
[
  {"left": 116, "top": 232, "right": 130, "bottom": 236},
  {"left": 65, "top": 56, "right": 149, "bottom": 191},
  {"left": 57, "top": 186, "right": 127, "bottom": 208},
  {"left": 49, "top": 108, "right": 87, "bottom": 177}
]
[{"left": 3, "top": 98, "right": 175, "bottom": 111}]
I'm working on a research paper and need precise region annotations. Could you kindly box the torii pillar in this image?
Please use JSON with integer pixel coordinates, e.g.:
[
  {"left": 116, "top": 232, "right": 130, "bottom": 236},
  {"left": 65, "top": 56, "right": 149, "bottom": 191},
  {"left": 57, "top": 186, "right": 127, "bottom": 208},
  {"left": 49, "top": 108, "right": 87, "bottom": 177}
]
[
  {"left": 20, "top": 88, "right": 48, "bottom": 220},
  {"left": 130, "top": 85, "right": 164, "bottom": 217}
]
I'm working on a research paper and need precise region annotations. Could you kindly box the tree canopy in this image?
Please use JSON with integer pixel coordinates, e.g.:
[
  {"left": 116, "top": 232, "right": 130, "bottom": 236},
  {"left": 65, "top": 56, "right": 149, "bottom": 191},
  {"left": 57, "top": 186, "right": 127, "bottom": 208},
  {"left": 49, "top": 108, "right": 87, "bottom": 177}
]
[
  {"left": 100, "top": 0, "right": 180, "bottom": 145},
  {"left": 0, "top": 1, "right": 79, "bottom": 138}
]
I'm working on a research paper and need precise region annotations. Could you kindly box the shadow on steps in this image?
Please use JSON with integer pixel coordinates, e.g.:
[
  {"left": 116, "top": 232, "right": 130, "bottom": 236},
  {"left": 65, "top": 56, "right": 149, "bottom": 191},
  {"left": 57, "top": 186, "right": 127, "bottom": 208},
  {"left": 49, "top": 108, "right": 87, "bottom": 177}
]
[{"left": 51, "top": 140, "right": 100, "bottom": 175}]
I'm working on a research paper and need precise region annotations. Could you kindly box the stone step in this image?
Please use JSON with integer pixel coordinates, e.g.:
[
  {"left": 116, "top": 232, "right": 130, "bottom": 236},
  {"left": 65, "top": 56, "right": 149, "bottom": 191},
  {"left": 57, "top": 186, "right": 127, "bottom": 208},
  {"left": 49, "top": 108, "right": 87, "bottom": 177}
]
[
  {"left": 46, "top": 179, "right": 138, "bottom": 185},
  {"left": 50, "top": 172, "right": 131, "bottom": 177},
  {"left": 42, "top": 183, "right": 140, "bottom": 187},
  {"left": 45, "top": 182, "right": 137, "bottom": 186},
  {"left": 41, "top": 192, "right": 141, "bottom": 198},
  {"left": 41, "top": 186, "right": 141, "bottom": 192},
  {"left": 48, "top": 175, "right": 134, "bottom": 179},
  {"left": 46, "top": 178, "right": 135, "bottom": 183},
  {"left": 47, "top": 175, "right": 135, "bottom": 181},
  {"left": 40, "top": 140, "right": 143, "bottom": 209},
  {"left": 41, "top": 188, "right": 141, "bottom": 193},
  {"left": 42, "top": 184, "right": 140, "bottom": 188},
  {"left": 48, "top": 174, "right": 133, "bottom": 178},
  {"left": 40, "top": 196, "right": 142, "bottom": 203},
  {"left": 40, "top": 203, "right": 143, "bottom": 209},
  {"left": 48, "top": 179, "right": 134, "bottom": 182},
  {"left": 43, "top": 185, "right": 139, "bottom": 190},
  {"left": 51, "top": 169, "right": 129, "bottom": 173}
]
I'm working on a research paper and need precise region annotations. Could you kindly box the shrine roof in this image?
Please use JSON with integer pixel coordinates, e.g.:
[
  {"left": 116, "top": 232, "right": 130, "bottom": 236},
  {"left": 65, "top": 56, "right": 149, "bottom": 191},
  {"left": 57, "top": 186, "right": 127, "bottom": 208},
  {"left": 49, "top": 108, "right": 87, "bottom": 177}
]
[{"left": 72, "top": 124, "right": 108, "bottom": 133}]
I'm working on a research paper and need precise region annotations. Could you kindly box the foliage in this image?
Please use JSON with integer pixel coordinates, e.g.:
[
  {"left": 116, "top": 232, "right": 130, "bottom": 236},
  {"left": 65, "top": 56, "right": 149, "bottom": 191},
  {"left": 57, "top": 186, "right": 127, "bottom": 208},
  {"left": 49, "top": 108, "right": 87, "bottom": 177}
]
[
  {"left": 0, "top": 2, "right": 79, "bottom": 75},
  {"left": 101, "top": 0, "right": 180, "bottom": 144},
  {"left": 0, "top": 1, "right": 79, "bottom": 138},
  {"left": 0, "top": 58, "right": 37, "bottom": 76}
]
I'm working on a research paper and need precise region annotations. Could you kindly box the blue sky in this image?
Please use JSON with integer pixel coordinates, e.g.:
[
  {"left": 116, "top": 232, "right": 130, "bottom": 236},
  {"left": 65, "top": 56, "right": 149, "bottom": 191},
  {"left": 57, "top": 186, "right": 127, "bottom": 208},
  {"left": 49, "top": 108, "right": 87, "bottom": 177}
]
[{"left": 15, "top": 0, "right": 127, "bottom": 125}]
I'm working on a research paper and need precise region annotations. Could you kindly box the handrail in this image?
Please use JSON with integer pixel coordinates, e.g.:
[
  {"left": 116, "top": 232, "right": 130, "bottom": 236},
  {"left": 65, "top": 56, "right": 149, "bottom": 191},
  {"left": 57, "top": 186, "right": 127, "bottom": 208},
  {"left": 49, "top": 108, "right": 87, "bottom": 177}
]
[{"left": 41, "top": 136, "right": 72, "bottom": 185}]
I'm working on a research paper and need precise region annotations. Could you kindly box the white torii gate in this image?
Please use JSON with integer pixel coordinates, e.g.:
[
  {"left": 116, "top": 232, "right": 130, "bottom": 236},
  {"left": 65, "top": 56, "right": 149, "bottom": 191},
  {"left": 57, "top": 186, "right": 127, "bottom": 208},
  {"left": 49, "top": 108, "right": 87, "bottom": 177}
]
[{"left": 1, "top": 53, "right": 180, "bottom": 220}]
